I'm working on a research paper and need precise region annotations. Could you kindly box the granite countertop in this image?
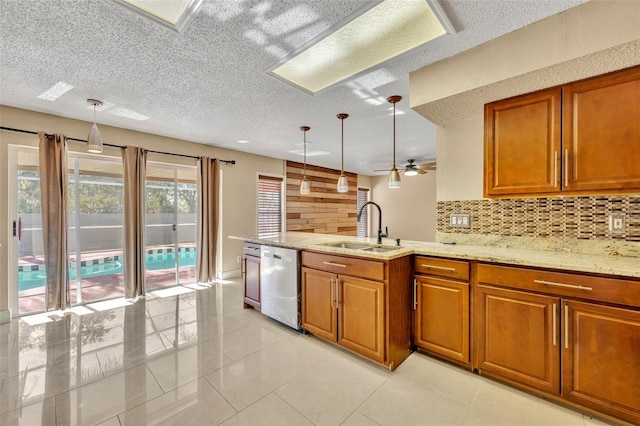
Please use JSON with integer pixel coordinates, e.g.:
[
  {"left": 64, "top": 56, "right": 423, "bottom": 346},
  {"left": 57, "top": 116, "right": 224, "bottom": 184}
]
[{"left": 228, "top": 232, "right": 640, "bottom": 279}]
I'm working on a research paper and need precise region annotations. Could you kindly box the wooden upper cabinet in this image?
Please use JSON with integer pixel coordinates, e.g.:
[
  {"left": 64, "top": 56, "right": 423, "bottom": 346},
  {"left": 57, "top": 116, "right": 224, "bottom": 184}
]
[
  {"left": 485, "top": 65, "right": 640, "bottom": 197},
  {"left": 484, "top": 88, "right": 562, "bottom": 196},
  {"left": 563, "top": 66, "right": 640, "bottom": 191}
]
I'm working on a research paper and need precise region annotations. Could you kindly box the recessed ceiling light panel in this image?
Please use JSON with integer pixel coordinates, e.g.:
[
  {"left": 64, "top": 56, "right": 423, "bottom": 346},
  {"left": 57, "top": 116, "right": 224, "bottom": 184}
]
[
  {"left": 267, "top": 0, "right": 455, "bottom": 94},
  {"left": 112, "top": 0, "right": 203, "bottom": 32}
]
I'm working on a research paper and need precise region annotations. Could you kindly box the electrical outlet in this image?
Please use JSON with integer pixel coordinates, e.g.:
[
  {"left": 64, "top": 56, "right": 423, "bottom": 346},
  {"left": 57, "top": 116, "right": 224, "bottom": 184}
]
[
  {"left": 609, "top": 215, "right": 625, "bottom": 233},
  {"left": 236, "top": 255, "right": 242, "bottom": 263},
  {"left": 450, "top": 214, "right": 471, "bottom": 228}
]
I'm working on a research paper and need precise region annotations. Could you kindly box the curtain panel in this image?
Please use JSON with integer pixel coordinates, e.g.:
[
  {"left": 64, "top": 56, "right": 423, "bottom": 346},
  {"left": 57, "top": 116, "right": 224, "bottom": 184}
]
[
  {"left": 196, "top": 157, "right": 219, "bottom": 283},
  {"left": 38, "top": 132, "right": 70, "bottom": 310},
  {"left": 122, "top": 146, "right": 147, "bottom": 298}
]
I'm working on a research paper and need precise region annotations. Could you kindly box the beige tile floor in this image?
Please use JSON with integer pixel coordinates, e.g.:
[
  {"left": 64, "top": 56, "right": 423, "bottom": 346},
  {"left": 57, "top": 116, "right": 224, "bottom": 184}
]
[{"left": 0, "top": 278, "right": 613, "bottom": 426}]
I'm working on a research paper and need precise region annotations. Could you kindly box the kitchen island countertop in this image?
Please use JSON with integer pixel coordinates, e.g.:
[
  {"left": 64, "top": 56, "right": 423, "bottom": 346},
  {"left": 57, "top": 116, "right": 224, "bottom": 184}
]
[{"left": 229, "top": 232, "right": 640, "bottom": 279}]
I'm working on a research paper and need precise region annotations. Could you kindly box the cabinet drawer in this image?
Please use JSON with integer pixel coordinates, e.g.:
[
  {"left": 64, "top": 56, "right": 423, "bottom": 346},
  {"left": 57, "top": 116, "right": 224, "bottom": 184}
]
[
  {"left": 302, "top": 251, "right": 385, "bottom": 281},
  {"left": 477, "top": 264, "right": 640, "bottom": 308},
  {"left": 243, "top": 242, "right": 261, "bottom": 257},
  {"left": 414, "top": 257, "right": 469, "bottom": 281}
]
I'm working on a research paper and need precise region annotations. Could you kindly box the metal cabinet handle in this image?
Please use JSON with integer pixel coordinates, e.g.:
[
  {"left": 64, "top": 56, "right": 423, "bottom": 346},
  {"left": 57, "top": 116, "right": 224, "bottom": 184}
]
[
  {"left": 421, "top": 264, "right": 455, "bottom": 272},
  {"left": 413, "top": 279, "right": 418, "bottom": 310},
  {"left": 336, "top": 278, "right": 340, "bottom": 308},
  {"left": 554, "top": 151, "right": 559, "bottom": 187},
  {"left": 323, "top": 261, "right": 347, "bottom": 268},
  {"left": 565, "top": 304, "right": 569, "bottom": 349},
  {"left": 552, "top": 303, "right": 557, "bottom": 346},
  {"left": 534, "top": 279, "right": 592, "bottom": 291},
  {"left": 564, "top": 149, "right": 569, "bottom": 187},
  {"left": 330, "top": 278, "right": 335, "bottom": 308}
]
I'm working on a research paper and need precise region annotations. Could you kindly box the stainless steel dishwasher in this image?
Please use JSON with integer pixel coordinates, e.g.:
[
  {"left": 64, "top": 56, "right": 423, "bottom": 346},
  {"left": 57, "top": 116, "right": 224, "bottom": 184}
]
[{"left": 260, "top": 245, "right": 301, "bottom": 330}]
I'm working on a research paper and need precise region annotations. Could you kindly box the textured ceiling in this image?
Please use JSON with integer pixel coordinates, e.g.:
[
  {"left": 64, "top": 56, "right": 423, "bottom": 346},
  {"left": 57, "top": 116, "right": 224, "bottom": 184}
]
[{"left": 0, "top": 0, "right": 586, "bottom": 175}]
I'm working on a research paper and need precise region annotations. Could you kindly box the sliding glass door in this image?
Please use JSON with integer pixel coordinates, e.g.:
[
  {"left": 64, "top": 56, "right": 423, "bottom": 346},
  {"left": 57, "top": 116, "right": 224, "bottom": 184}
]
[
  {"left": 67, "top": 154, "right": 125, "bottom": 305},
  {"left": 145, "top": 163, "right": 197, "bottom": 290}
]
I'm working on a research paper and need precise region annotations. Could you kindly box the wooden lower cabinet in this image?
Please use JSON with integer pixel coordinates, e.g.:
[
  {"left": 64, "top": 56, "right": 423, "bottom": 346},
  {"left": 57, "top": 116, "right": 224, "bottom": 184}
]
[
  {"left": 301, "top": 251, "right": 412, "bottom": 370},
  {"left": 414, "top": 275, "right": 469, "bottom": 365},
  {"left": 301, "top": 268, "right": 336, "bottom": 341},
  {"left": 563, "top": 300, "right": 640, "bottom": 424},
  {"left": 475, "top": 284, "right": 560, "bottom": 394},
  {"left": 338, "top": 276, "right": 385, "bottom": 363}
]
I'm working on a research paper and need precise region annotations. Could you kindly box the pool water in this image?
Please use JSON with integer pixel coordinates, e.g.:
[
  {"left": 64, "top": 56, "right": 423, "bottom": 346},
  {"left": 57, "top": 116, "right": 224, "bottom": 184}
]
[{"left": 19, "top": 251, "right": 196, "bottom": 291}]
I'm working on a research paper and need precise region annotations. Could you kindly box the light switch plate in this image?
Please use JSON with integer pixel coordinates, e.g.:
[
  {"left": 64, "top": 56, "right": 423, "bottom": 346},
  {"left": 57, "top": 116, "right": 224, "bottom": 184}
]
[
  {"left": 609, "top": 215, "right": 625, "bottom": 233},
  {"left": 450, "top": 214, "right": 471, "bottom": 228}
]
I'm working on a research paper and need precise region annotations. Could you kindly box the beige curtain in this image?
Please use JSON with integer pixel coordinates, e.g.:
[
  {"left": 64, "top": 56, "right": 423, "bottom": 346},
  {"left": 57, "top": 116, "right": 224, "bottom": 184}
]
[
  {"left": 122, "top": 146, "right": 147, "bottom": 298},
  {"left": 38, "top": 132, "right": 70, "bottom": 311},
  {"left": 196, "top": 157, "right": 219, "bottom": 283}
]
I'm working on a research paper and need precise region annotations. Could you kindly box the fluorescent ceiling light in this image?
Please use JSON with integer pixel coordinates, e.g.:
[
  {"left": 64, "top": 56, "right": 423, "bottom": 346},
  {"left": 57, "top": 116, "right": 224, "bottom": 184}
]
[
  {"left": 37, "top": 81, "right": 74, "bottom": 101},
  {"left": 268, "top": 0, "right": 454, "bottom": 94},
  {"left": 113, "top": 0, "right": 203, "bottom": 32},
  {"left": 289, "top": 149, "right": 330, "bottom": 157},
  {"left": 110, "top": 106, "right": 150, "bottom": 121}
]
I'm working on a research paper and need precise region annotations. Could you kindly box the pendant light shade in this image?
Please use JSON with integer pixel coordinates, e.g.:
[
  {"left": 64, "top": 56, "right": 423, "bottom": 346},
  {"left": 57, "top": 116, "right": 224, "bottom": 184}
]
[
  {"left": 388, "top": 166, "right": 401, "bottom": 188},
  {"left": 387, "top": 95, "right": 402, "bottom": 189},
  {"left": 87, "top": 99, "right": 104, "bottom": 153},
  {"left": 300, "top": 126, "right": 311, "bottom": 195},
  {"left": 336, "top": 113, "right": 349, "bottom": 193}
]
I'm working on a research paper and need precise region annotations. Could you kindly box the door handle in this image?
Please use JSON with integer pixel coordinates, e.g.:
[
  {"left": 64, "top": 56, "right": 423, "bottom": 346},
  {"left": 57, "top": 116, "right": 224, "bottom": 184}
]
[
  {"left": 330, "top": 278, "right": 335, "bottom": 308},
  {"left": 565, "top": 304, "right": 569, "bottom": 349},
  {"left": 552, "top": 303, "right": 557, "bottom": 346},
  {"left": 323, "top": 261, "right": 347, "bottom": 268},
  {"left": 564, "top": 149, "right": 569, "bottom": 187},
  {"left": 336, "top": 278, "right": 340, "bottom": 308},
  {"left": 413, "top": 279, "right": 417, "bottom": 310}
]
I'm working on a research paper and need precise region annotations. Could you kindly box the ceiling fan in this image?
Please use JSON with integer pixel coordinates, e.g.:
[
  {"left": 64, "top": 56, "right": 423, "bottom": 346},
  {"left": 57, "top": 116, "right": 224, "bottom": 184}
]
[{"left": 374, "top": 159, "right": 436, "bottom": 176}]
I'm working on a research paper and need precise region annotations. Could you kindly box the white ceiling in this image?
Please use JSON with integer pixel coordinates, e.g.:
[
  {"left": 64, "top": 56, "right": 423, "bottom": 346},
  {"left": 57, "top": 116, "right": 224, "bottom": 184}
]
[{"left": 0, "top": 0, "right": 586, "bottom": 175}]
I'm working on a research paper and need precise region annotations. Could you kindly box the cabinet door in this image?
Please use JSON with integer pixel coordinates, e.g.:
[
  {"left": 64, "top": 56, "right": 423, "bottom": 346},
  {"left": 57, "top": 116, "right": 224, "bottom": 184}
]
[
  {"left": 563, "top": 66, "right": 640, "bottom": 191},
  {"left": 301, "top": 268, "right": 337, "bottom": 341},
  {"left": 243, "top": 256, "right": 260, "bottom": 309},
  {"left": 475, "top": 285, "right": 560, "bottom": 394},
  {"left": 414, "top": 276, "right": 469, "bottom": 364},
  {"left": 563, "top": 300, "right": 640, "bottom": 424},
  {"left": 484, "top": 88, "right": 562, "bottom": 196},
  {"left": 338, "top": 275, "right": 385, "bottom": 363}
]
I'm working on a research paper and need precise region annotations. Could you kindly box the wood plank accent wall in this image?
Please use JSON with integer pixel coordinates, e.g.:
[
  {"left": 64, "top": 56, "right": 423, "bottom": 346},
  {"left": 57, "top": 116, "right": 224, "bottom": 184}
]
[{"left": 286, "top": 161, "right": 358, "bottom": 235}]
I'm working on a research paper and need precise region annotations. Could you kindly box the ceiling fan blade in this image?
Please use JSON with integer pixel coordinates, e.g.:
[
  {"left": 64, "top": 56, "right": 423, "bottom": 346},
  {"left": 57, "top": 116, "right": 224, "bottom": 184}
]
[{"left": 417, "top": 162, "right": 437, "bottom": 170}]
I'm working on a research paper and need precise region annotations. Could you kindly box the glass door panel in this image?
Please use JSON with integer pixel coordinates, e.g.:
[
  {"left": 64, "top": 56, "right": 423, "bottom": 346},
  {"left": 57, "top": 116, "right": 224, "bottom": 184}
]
[
  {"left": 15, "top": 148, "right": 46, "bottom": 315},
  {"left": 176, "top": 167, "right": 197, "bottom": 284},
  {"left": 67, "top": 155, "right": 125, "bottom": 305},
  {"left": 145, "top": 164, "right": 178, "bottom": 291}
]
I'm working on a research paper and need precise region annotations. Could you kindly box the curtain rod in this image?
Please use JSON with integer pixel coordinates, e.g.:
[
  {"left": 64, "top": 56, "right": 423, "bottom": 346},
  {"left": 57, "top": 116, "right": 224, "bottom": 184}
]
[{"left": 0, "top": 126, "right": 236, "bottom": 164}]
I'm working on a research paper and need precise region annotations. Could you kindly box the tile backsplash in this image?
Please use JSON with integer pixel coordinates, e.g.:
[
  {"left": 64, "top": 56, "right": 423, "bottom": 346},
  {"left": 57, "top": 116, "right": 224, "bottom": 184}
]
[{"left": 437, "top": 195, "right": 640, "bottom": 256}]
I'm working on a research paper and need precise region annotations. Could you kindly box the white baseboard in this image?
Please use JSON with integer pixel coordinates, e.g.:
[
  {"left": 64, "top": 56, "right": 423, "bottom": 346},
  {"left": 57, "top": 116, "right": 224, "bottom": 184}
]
[
  {"left": 0, "top": 310, "right": 11, "bottom": 324},
  {"left": 219, "top": 269, "right": 241, "bottom": 280}
]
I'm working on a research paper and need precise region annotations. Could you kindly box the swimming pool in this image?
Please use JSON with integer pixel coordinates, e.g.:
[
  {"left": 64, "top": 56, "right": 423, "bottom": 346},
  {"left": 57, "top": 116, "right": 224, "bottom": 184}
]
[{"left": 18, "top": 250, "right": 196, "bottom": 291}]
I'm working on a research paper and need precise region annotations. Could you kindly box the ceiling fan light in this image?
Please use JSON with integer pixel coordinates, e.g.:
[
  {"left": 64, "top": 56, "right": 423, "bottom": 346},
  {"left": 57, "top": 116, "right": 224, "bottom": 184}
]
[
  {"left": 300, "top": 176, "right": 311, "bottom": 195},
  {"left": 388, "top": 167, "right": 401, "bottom": 189},
  {"left": 337, "top": 173, "right": 349, "bottom": 193},
  {"left": 404, "top": 168, "right": 418, "bottom": 176},
  {"left": 87, "top": 122, "right": 103, "bottom": 153}
]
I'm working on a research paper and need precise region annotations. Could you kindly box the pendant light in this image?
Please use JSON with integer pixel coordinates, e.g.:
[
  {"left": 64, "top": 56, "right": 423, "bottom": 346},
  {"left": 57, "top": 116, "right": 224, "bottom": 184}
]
[
  {"left": 87, "top": 98, "right": 104, "bottom": 153},
  {"left": 387, "top": 95, "right": 402, "bottom": 189},
  {"left": 300, "top": 126, "right": 311, "bottom": 195},
  {"left": 336, "top": 113, "right": 349, "bottom": 193}
]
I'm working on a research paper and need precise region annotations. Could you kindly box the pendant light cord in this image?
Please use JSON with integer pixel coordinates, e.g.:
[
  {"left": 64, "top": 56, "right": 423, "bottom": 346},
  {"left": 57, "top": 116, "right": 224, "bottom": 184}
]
[
  {"left": 393, "top": 101, "right": 397, "bottom": 168},
  {"left": 341, "top": 118, "right": 344, "bottom": 173}
]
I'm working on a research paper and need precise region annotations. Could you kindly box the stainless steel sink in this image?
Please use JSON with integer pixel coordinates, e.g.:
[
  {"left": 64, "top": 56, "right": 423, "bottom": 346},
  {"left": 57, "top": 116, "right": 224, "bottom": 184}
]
[{"left": 321, "top": 241, "right": 401, "bottom": 253}]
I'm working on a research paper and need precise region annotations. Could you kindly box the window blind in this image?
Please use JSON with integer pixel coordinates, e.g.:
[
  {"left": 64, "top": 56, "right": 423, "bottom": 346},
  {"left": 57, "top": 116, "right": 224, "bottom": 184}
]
[
  {"left": 258, "top": 175, "right": 284, "bottom": 238},
  {"left": 357, "top": 187, "right": 369, "bottom": 237}
]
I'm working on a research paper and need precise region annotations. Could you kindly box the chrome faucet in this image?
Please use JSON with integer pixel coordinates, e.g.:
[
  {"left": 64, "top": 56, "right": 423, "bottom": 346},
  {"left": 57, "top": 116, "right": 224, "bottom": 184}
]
[{"left": 357, "top": 201, "right": 388, "bottom": 244}]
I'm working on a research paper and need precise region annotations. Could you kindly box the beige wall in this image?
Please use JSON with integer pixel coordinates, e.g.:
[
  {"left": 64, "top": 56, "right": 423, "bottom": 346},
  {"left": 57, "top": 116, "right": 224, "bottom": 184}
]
[
  {"left": 436, "top": 115, "right": 484, "bottom": 201},
  {"left": 370, "top": 173, "right": 437, "bottom": 242},
  {"left": 0, "top": 105, "right": 283, "bottom": 316}
]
